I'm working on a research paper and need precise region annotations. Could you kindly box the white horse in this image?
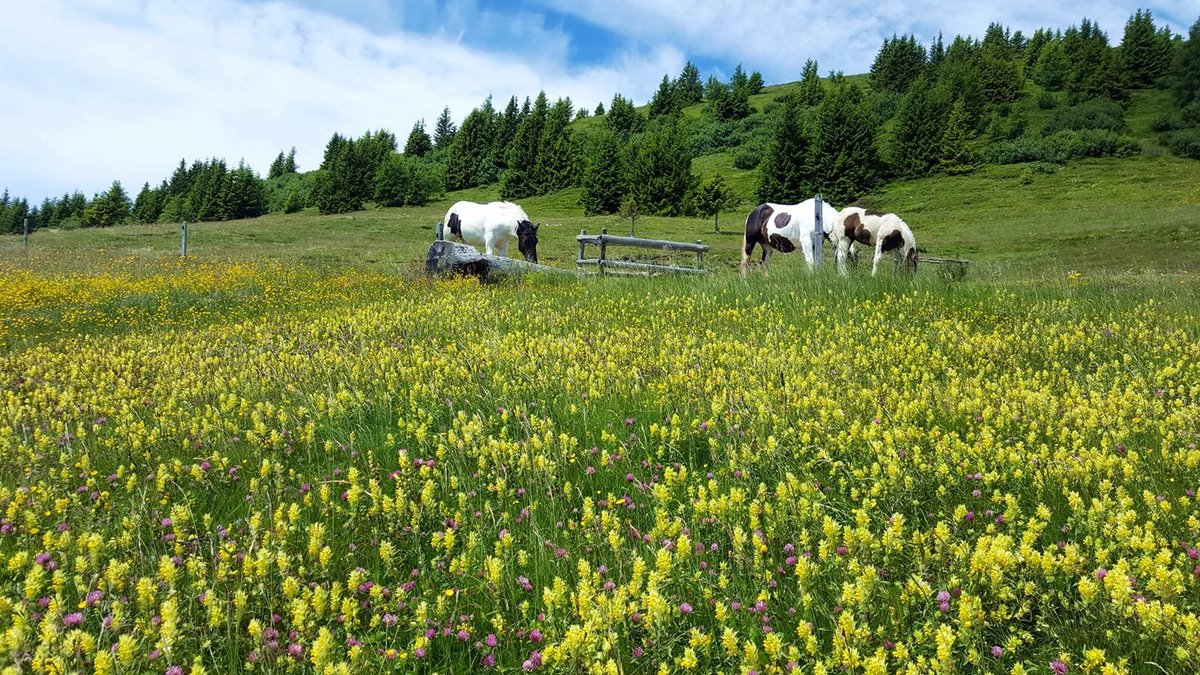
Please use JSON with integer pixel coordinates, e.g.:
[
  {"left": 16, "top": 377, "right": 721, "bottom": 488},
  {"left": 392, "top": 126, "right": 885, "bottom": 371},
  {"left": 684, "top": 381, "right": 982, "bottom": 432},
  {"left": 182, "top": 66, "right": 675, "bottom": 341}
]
[
  {"left": 440, "top": 201, "right": 540, "bottom": 263},
  {"left": 831, "top": 206, "right": 918, "bottom": 275},
  {"left": 741, "top": 198, "right": 840, "bottom": 274}
]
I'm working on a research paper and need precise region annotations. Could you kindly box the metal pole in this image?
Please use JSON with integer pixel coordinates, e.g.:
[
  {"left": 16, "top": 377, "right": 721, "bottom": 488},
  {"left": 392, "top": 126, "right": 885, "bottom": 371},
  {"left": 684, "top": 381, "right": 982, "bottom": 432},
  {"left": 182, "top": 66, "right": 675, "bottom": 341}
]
[
  {"left": 181, "top": 221, "right": 188, "bottom": 257},
  {"left": 23, "top": 218, "right": 29, "bottom": 249},
  {"left": 599, "top": 228, "right": 608, "bottom": 275},
  {"left": 812, "top": 194, "right": 824, "bottom": 267}
]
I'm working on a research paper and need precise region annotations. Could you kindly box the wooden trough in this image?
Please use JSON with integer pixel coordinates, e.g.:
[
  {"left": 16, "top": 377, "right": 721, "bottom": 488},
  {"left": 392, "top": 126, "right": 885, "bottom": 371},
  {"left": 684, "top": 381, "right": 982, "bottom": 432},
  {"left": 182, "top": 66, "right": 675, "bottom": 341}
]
[
  {"left": 576, "top": 228, "right": 710, "bottom": 275},
  {"left": 425, "top": 241, "right": 573, "bottom": 282},
  {"left": 915, "top": 255, "right": 971, "bottom": 279}
]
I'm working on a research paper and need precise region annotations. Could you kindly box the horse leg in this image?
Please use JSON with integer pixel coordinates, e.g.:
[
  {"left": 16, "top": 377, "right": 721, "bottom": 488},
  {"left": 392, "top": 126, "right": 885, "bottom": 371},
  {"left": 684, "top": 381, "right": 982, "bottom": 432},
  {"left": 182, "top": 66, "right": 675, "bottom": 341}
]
[
  {"left": 836, "top": 241, "right": 849, "bottom": 275},
  {"left": 871, "top": 243, "right": 884, "bottom": 276},
  {"left": 762, "top": 248, "right": 771, "bottom": 275}
]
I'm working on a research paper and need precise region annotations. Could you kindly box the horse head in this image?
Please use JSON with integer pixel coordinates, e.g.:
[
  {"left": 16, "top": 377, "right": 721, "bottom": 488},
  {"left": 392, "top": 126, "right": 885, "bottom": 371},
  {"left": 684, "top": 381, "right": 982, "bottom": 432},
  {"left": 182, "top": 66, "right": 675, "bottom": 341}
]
[{"left": 516, "top": 220, "right": 539, "bottom": 263}]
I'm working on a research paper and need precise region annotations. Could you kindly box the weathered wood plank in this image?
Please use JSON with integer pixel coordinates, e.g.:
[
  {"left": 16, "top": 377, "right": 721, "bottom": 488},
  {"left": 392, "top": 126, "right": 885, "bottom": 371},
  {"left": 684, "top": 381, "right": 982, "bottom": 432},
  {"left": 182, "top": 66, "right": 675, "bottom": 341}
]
[
  {"left": 575, "top": 234, "right": 710, "bottom": 253},
  {"left": 576, "top": 258, "right": 708, "bottom": 275}
]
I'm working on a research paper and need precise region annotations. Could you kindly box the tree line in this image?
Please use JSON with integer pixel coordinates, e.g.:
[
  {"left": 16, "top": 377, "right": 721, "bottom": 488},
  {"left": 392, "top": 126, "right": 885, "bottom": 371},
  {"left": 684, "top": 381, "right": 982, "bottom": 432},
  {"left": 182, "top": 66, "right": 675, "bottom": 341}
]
[{"left": 5, "top": 11, "right": 1198, "bottom": 235}]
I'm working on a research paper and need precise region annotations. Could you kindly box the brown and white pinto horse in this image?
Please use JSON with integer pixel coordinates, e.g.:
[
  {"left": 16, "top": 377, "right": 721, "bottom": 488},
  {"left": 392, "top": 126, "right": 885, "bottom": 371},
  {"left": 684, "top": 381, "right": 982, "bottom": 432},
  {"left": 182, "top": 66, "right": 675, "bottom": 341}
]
[
  {"left": 831, "top": 206, "right": 918, "bottom": 275},
  {"left": 741, "top": 198, "right": 840, "bottom": 274}
]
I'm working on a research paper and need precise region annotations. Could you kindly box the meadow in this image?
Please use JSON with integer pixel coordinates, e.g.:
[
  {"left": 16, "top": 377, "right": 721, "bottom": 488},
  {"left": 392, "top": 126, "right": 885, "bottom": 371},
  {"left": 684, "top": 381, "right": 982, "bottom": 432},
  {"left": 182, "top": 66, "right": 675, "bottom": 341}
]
[{"left": 2, "top": 155, "right": 1200, "bottom": 674}]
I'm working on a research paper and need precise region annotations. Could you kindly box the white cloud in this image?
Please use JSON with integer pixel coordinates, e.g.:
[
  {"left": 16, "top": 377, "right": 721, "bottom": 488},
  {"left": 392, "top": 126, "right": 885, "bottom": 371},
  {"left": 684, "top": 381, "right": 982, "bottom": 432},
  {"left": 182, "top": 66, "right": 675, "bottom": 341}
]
[
  {"left": 0, "top": 0, "right": 675, "bottom": 203},
  {"left": 538, "top": 0, "right": 1196, "bottom": 80}
]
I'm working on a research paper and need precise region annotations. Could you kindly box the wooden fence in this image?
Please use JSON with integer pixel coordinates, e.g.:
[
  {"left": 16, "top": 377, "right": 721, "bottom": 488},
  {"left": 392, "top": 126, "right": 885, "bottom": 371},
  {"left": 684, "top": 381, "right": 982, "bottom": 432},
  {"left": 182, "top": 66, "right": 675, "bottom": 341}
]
[{"left": 576, "top": 228, "right": 710, "bottom": 275}]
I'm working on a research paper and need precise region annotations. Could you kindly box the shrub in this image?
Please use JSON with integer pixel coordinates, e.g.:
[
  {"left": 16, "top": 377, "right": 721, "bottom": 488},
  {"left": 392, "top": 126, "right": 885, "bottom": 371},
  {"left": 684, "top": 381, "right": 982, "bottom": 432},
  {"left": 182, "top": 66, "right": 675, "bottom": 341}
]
[
  {"left": 733, "top": 145, "right": 764, "bottom": 169},
  {"left": 1161, "top": 128, "right": 1200, "bottom": 159},
  {"left": 1036, "top": 91, "right": 1059, "bottom": 110},
  {"left": 1041, "top": 98, "right": 1125, "bottom": 136},
  {"left": 984, "top": 130, "right": 1139, "bottom": 164}
]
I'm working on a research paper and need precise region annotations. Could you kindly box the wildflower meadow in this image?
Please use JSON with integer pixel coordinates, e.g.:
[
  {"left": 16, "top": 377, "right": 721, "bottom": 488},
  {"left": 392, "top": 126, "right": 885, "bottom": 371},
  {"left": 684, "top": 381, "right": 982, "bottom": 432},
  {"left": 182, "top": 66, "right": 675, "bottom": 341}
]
[{"left": 1, "top": 258, "right": 1198, "bottom": 674}]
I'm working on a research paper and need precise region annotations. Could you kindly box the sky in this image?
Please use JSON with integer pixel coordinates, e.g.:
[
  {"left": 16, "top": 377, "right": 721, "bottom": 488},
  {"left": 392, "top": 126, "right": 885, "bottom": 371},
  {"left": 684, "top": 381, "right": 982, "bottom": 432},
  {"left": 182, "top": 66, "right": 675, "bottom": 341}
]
[{"left": 1, "top": 0, "right": 1195, "bottom": 205}]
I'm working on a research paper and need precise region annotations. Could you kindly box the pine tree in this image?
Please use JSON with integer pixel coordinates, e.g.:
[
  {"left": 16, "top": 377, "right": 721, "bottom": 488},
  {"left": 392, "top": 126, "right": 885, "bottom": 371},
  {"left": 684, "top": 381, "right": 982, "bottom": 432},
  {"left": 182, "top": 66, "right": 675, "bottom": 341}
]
[
  {"left": 812, "top": 84, "right": 881, "bottom": 205},
  {"left": 870, "top": 34, "right": 927, "bottom": 93},
  {"left": 82, "top": 181, "right": 130, "bottom": 227},
  {"left": 579, "top": 129, "right": 625, "bottom": 215},
  {"left": 605, "top": 94, "right": 645, "bottom": 139},
  {"left": 625, "top": 118, "right": 694, "bottom": 216},
  {"left": 757, "top": 95, "right": 813, "bottom": 203},
  {"left": 404, "top": 121, "right": 433, "bottom": 157},
  {"left": 1023, "top": 29, "right": 1054, "bottom": 76},
  {"left": 731, "top": 64, "right": 749, "bottom": 92},
  {"left": 748, "top": 71, "right": 764, "bottom": 95},
  {"left": 226, "top": 161, "right": 267, "bottom": 220},
  {"left": 798, "top": 59, "right": 824, "bottom": 106},
  {"left": 268, "top": 151, "right": 287, "bottom": 179},
  {"left": 1064, "top": 19, "right": 1127, "bottom": 102},
  {"left": 939, "top": 99, "right": 978, "bottom": 174},
  {"left": 284, "top": 148, "right": 297, "bottom": 174},
  {"left": 493, "top": 96, "right": 522, "bottom": 172},
  {"left": 648, "top": 74, "right": 678, "bottom": 118},
  {"left": 675, "top": 61, "right": 704, "bottom": 105},
  {"left": 890, "top": 75, "right": 952, "bottom": 177},
  {"left": 1033, "top": 39, "right": 1069, "bottom": 90},
  {"left": 928, "top": 33, "right": 946, "bottom": 74},
  {"left": 1175, "top": 16, "right": 1200, "bottom": 107},
  {"left": 501, "top": 92, "right": 549, "bottom": 199},
  {"left": 1122, "top": 9, "right": 1175, "bottom": 87},
  {"left": 433, "top": 106, "right": 457, "bottom": 149},
  {"left": 131, "top": 182, "right": 164, "bottom": 223},
  {"left": 445, "top": 103, "right": 497, "bottom": 191},
  {"left": 594, "top": 102, "right": 605, "bottom": 116},
  {"left": 534, "top": 98, "right": 577, "bottom": 193}
]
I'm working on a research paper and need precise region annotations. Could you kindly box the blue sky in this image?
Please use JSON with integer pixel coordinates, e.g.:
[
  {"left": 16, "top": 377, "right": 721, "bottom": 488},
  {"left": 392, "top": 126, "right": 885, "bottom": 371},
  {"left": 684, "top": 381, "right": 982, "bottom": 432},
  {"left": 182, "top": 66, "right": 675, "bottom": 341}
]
[{"left": 1, "top": 1, "right": 1194, "bottom": 206}]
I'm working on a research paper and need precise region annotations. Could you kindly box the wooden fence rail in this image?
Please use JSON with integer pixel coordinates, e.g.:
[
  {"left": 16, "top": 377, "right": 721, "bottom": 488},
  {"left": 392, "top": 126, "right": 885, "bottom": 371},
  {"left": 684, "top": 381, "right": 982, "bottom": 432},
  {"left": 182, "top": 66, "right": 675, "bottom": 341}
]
[{"left": 576, "top": 228, "right": 710, "bottom": 275}]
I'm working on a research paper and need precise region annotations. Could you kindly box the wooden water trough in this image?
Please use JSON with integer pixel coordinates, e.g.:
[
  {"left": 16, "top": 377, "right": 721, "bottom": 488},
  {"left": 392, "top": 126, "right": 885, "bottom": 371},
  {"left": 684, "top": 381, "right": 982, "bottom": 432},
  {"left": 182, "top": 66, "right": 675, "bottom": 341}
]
[
  {"left": 576, "top": 228, "right": 709, "bottom": 275},
  {"left": 915, "top": 255, "right": 971, "bottom": 279}
]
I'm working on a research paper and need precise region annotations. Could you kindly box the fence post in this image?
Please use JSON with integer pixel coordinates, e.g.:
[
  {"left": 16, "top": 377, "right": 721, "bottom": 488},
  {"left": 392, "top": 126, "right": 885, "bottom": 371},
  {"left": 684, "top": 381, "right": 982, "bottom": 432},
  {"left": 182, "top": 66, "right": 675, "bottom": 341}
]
[
  {"left": 23, "top": 218, "right": 29, "bottom": 249},
  {"left": 181, "top": 221, "right": 188, "bottom": 257},
  {"left": 437, "top": 221, "right": 444, "bottom": 241},
  {"left": 812, "top": 194, "right": 824, "bottom": 267},
  {"left": 696, "top": 240, "right": 704, "bottom": 270},
  {"left": 599, "top": 228, "right": 608, "bottom": 275},
  {"left": 577, "top": 229, "right": 586, "bottom": 270}
]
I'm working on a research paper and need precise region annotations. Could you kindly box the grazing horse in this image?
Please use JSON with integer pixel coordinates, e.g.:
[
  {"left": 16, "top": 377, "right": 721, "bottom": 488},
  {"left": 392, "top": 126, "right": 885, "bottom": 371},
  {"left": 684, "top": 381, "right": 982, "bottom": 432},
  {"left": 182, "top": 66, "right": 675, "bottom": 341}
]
[
  {"left": 741, "top": 198, "right": 840, "bottom": 274},
  {"left": 441, "top": 201, "right": 540, "bottom": 263},
  {"left": 831, "top": 206, "right": 918, "bottom": 275}
]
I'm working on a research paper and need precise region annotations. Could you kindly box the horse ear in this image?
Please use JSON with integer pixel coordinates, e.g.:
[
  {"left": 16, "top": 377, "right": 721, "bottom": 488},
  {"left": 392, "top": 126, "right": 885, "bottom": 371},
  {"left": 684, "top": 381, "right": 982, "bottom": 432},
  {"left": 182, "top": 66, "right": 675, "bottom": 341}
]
[{"left": 533, "top": 223, "right": 540, "bottom": 231}]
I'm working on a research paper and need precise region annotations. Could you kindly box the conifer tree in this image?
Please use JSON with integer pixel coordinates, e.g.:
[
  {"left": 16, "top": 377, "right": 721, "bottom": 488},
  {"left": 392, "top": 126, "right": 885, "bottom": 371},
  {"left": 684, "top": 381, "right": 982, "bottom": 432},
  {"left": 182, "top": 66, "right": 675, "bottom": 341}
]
[
  {"left": 625, "top": 118, "right": 694, "bottom": 216},
  {"left": 939, "top": 99, "right": 978, "bottom": 174},
  {"left": 501, "top": 92, "right": 549, "bottom": 199},
  {"left": 870, "top": 34, "right": 927, "bottom": 93},
  {"left": 1033, "top": 39, "right": 1069, "bottom": 90},
  {"left": 433, "top": 106, "right": 457, "bottom": 149},
  {"left": 445, "top": 102, "right": 497, "bottom": 190},
  {"left": 1064, "top": 19, "right": 1127, "bottom": 101},
  {"left": 890, "top": 75, "right": 952, "bottom": 177},
  {"left": 798, "top": 59, "right": 824, "bottom": 106},
  {"left": 757, "top": 95, "right": 813, "bottom": 203},
  {"left": 605, "top": 94, "right": 645, "bottom": 139},
  {"left": 534, "top": 98, "right": 577, "bottom": 193},
  {"left": 404, "top": 121, "right": 433, "bottom": 157},
  {"left": 1175, "top": 16, "right": 1200, "bottom": 107},
  {"left": 579, "top": 129, "right": 625, "bottom": 215},
  {"left": 675, "top": 61, "right": 704, "bottom": 105},
  {"left": 132, "top": 182, "right": 164, "bottom": 223},
  {"left": 748, "top": 71, "right": 765, "bottom": 94},
  {"left": 1122, "top": 9, "right": 1175, "bottom": 87},
  {"left": 812, "top": 84, "right": 881, "bottom": 205},
  {"left": 648, "top": 74, "right": 678, "bottom": 118}
]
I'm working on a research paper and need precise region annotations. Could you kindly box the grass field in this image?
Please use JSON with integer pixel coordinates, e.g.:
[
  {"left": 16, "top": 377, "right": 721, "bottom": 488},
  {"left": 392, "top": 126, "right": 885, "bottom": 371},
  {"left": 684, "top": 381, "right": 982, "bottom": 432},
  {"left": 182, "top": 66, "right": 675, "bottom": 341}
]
[{"left": 1, "top": 154, "right": 1199, "bottom": 674}]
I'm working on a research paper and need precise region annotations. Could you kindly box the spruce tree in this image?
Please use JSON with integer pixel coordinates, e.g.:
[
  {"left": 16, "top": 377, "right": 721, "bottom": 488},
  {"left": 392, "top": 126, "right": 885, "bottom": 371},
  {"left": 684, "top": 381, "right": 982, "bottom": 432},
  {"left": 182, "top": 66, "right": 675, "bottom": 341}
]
[
  {"left": 1033, "top": 39, "right": 1069, "bottom": 90},
  {"left": 268, "top": 151, "right": 287, "bottom": 179},
  {"left": 433, "top": 106, "right": 457, "bottom": 149},
  {"left": 132, "top": 182, "right": 164, "bottom": 223},
  {"left": 798, "top": 59, "right": 824, "bottom": 106},
  {"left": 226, "top": 161, "right": 267, "bottom": 220},
  {"left": 1023, "top": 29, "right": 1054, "bottom": 76},
  {"left": 404, "top": 121, "right": 433, "bottom": 157},
  {"left": 493, "top": 96, "right": 522, "bottom": 171},
  {"left": 1122, "top": 9, "right": 1175, "bottom": 87},
  {"left": 594, "top": 102, "right": 605, "bottom": 116},
  {"left": 1064, "top": 19, "right": 1126, "bottom": 101},
  {"left": 748, "top": 71, "right": 765, "bottom": 94},
  {"left": 501, "top": 92, "right": 549, "bottom": 199},
  {"left": 284, "top": 148, "right": 297, "bottom": 174},
  {"left": 534, "top": 98, "right": 577, "bottom": 193},
  {"left": 938, "top": 99, "right": 977, "bottom": 174},
  {"left": 812, "top": 84, "right": 881, "bottom": 205},
  {"left": 1175, "top": 16, "right": 1200, "bottom": 107},
  {"left": 870, "top": 34, "right": 927, "bottom": 93},
  {"left": 648, "top": 74, "right": 678, "bottom": 118},
  {"left": 445, "top": 104, "right": 497, "bottom": 190},
  {"left": 756, "top": 95, "right": 813, "bottom": 203},
  {"left": 890, "top": 75, "right": 952, "bottom": 177},
  {"left": 605, "top": 94, "right": 645, "bottom": 139},
  {"left": 625, "top": 118, "right": 694, "bottom": 216},
  {"left": 675, "top": 61, "right": 704, "bottom": 105},
  {"left": 82, "top": 181, "right": 130, "bottom": 227},
  {"left": 579, "top": 129, "right": 625, "bottom": 215}
]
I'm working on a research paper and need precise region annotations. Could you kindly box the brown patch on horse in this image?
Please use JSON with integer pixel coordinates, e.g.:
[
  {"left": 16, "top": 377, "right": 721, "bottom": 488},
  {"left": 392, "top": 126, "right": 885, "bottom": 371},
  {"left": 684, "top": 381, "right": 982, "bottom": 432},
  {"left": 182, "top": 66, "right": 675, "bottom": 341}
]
[
  {"left": 773, "top": 212, "right": 792, "bottom": 229},
  {"left": 744, "top": 204, "right": 774, "bottom": 253},
  {"left": 881, "top": 229, "right": 904, "bottom": 251},
  {"left": 447, "top": 212, "right": 463, "bottom": 238},
  {"left": 844, "top": 212, "right": 873, "bottom": 245},
  {"left": 768, "top": 233, "right": 797, "bottom": 253}
]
